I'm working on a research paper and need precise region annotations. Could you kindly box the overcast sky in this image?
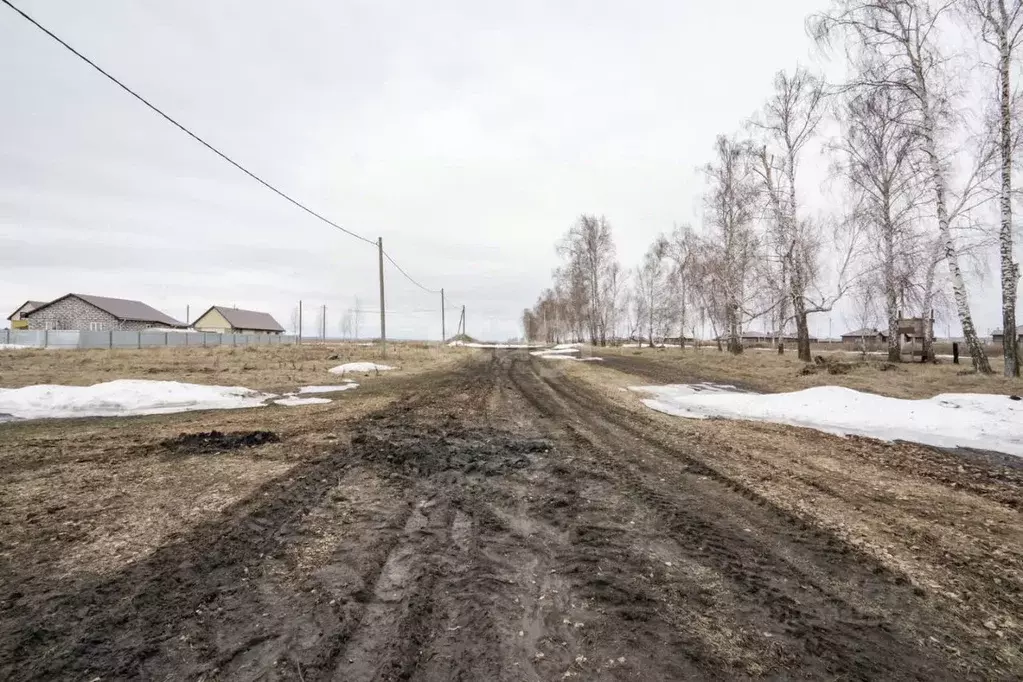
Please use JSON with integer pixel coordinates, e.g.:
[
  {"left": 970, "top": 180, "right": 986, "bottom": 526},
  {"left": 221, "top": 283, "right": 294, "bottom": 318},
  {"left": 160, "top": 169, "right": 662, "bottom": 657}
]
[{"left": 0, "top": 0, "right": 1005, "bottom": 340}]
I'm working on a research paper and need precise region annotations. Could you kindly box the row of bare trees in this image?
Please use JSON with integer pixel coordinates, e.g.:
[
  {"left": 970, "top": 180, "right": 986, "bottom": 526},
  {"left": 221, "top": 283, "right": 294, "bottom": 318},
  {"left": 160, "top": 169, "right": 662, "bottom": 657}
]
[{"left": 525, "top": 0, "right": 1023, "bottom": 376}]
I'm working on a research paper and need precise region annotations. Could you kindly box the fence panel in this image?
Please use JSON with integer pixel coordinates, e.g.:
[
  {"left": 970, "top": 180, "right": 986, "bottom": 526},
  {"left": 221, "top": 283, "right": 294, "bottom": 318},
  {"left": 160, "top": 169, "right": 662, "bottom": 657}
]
[
  {"left": 4, "top": 330, "right": 46, "bottom": 347},
  {"left": 78, "top": 331, "right": 112, "bottom": 349},
  {"left": 138, "top": 332, "right": 167, "bottom": 348},
  {"left": 165, "top": 333, "right": 189, "bottom": 347},
  {"left": 2, "top": 330, "right": 299, "bottom": 350},
  {"left": 110, "top": 331, "right": 139, "bottom": 348},
  {"left": 47, "top": 331, "right": 81, "bottom": 349}
]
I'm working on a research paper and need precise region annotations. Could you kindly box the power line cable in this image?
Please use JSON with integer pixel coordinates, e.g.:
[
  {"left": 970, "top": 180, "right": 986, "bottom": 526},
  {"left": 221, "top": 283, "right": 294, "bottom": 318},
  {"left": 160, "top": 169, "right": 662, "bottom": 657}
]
[
  {"left": 382, "top": 251, "right": 441, "bottom": 294},
  {"left": 2, "top": 0, "right": 377, "bottom": 247}
]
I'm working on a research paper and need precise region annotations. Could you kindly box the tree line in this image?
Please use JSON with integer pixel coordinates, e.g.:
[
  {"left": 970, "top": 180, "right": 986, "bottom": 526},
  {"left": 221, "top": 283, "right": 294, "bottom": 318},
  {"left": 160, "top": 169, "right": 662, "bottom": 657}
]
[{"left": 523, "top": 0, "right": 1023, "bottom": 376}]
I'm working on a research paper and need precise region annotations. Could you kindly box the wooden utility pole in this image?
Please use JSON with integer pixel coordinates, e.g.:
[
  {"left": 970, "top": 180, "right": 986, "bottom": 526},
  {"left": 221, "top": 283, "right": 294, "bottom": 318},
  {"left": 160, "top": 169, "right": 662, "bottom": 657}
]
[
  {"left": 378, "top": 237, "right": 387, "bottom": 357},
  {"left": 441, "top": 288, "right": 446, "bottom": 343}
]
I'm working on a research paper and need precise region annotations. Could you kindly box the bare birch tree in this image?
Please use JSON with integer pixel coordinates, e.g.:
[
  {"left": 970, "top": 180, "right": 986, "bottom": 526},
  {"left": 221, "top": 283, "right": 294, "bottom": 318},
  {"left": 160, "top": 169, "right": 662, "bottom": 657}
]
[
  {"left": 751, "top": 68, "right": 831, "bottom": 361},
  {"left": 811, "top": 0, "right": 994, "bottom": 372},
  {"left": 703, "top": 135, "right": 762, "bottom": 354},
  {"left": 964, "top": 0, "right": 1023, "bottom": 375},
  {"left": 352, "top": 296, "right": 363, "bottom": 341},
  {"left": 556, "top": 215, "right": 621, "bottom": 346},
  {"left": 634, "top": 235, "right": 670, "bottom": 347},
  {"left": 832, "top": 86, "right": 925, "bottom": 361},
  {"left": 667, "top": 224, "right": 697, "bottom": 348}
]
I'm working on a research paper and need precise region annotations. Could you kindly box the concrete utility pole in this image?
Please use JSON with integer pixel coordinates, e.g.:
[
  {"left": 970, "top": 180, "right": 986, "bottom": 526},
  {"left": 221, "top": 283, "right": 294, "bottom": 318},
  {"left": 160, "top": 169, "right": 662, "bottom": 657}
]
[
  {"left": 441, "top": 288, "right": 446, "bottom": 343},
  {"left": 186, "top": 305, "right": 190, "bottom": 325},
  {"left": 299, "top": 300, "right": 303, "bottom": 344},
  {"left": 378, "top": 237, "right": 387, "bottom": 357}
]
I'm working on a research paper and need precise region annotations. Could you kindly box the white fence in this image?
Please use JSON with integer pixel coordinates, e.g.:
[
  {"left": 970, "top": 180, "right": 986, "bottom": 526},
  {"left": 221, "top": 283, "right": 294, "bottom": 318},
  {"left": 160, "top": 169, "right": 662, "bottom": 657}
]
[{"left": 1, "top": 329, "right": 298, "bottom": 350}]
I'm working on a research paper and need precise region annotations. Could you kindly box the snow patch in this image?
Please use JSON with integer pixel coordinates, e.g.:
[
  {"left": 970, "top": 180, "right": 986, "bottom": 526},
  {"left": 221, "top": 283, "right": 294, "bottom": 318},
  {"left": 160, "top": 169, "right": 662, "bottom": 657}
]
[
  {"left": 298, "top": 384, "right": 359, "bottom": 394},
  {"left": 448, "top": 341, "right": 541, "bottom": 349},
  {"left": 328, "top": 362, "right": 394, "bottom": 374},
  {"left": 0, "top": 344, "right": 34, "bottom": 350},
  {"left": 530, "top": 347, "right": 580, "bottom": 356},
  {"left": 274, "top": 396, "right": 332, "bottom": 407},
  {"left": 631, "top": 384, "right": 1023, "bottom": 456},
  {"left": 0, "top": 380, "right": 272, "bottom": 420}
]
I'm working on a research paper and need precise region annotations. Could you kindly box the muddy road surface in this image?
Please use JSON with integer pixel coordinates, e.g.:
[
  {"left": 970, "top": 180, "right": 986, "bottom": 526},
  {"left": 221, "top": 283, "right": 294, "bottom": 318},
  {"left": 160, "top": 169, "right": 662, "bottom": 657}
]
[{"left": 2, "top": 351, "right": 1019, "bottom": 680}]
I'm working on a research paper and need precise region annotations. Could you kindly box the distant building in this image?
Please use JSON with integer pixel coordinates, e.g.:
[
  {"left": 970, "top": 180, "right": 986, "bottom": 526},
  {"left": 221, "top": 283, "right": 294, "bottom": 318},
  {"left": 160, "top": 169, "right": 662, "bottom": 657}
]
[
  {"left": 991, "top": 325, "right": 1023, "bottom": 344},
  {"left": 719, "top": 330, "right": 818, "bottom": 345},
  {"left": 25, "top": 294, "right": 186, "bottom": 331},
  {"left": 192, "top": 306, "right": 284, "bottom": 335},
  {"left": 841, "top": 328, "right": 888, "bottom": 344},
  {"left": 6, "top": 300, "right": 47, "bottom": 330}
]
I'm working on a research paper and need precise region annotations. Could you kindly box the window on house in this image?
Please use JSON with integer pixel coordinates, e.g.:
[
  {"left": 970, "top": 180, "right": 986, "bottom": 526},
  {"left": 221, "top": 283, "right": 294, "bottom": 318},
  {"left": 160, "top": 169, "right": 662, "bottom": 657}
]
[{"left": 89, "top": 322, "right": 106, "bottom": 332}]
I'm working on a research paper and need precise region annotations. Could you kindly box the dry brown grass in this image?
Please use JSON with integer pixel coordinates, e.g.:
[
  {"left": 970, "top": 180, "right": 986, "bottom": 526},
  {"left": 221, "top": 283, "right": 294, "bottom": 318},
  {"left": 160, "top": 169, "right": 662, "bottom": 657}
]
[
  {"left": 599, "top": 345, "right": 1023, "bottom": 399},
  {"left": 0, "top": 340, "right": 457, "bottom": 392}
]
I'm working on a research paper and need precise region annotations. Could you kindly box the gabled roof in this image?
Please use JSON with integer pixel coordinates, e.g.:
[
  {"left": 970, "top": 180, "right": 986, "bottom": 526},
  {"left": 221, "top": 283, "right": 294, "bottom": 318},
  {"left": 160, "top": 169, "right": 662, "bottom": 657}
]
[
  {"left": 26, "top": 294, "right": 186, "bottom": 327},
  {"left": 991, "top": 324, "right": 1023, "bottom": 335},
  {"left": 196, "top": 306, "right": 284, "bottom": 332},
  {"left": 841, "top": 327, "right": 884, "bottom": 337},
  {"left": 6, "top": 300, "right": 48, "bottom": 321}
]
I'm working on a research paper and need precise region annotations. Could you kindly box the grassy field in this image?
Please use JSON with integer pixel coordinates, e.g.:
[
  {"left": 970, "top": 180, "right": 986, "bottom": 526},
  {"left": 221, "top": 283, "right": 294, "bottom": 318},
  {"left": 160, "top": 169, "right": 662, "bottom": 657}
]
[
  {"left": 0, "top": 340, "right": 454, "bottom": 392},
  {"left": 596, "top": 344, "right": 1023, "bottom": 399}
]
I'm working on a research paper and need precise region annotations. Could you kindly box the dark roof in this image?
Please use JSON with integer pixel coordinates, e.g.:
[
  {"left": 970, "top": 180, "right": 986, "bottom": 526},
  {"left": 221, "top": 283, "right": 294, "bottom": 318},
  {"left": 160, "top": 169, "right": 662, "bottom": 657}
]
[
  {"left": 6, "top": 300, "right": 48, "bottom": 321},
  {"left": 841, "top": 327, "right": 884, "bottom": 337},
  {"left": 715, "top": 331, "right": 819, "bottom": 341},
  {"left": 991, "top": 325, "right": 1023, "bottom": 336},
  {"left": 198, "top": 306, "right": 284, "bottom": 332},
  {"left": 26, "top": 294, "right": 186, "bottom": 327}
]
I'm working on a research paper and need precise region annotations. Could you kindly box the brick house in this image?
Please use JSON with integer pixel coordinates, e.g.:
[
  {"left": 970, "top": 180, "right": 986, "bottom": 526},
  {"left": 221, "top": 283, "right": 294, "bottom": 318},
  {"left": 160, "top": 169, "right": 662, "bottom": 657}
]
[
  {"left": 24, "top": 294, "right": 186, "bottom": 331},
  {"left": 6, "top": 300, "right": 48, "bottom": 330},
  {"left": 192, "top": 306, "right": 285, "bottom": 334}
]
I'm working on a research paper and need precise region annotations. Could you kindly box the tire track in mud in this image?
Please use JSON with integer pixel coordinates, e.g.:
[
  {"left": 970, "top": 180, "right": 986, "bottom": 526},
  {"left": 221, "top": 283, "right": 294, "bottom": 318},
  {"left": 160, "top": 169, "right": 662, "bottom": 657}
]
[{"left": 508, "top": 355, "right": 979, "bottom": 680}]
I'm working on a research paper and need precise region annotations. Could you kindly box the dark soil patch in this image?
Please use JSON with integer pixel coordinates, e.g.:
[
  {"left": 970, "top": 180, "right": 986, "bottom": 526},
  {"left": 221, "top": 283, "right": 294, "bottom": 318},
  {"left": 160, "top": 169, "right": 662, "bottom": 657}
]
[
  {"left": 350, "top": 418, "right": 550, "bottom": 477},
  {"left": 161, "top": 430, "right": 281, "bottom": 454},
  {"left": 599, "top": 353, "right": 765, "bottom": 392}
]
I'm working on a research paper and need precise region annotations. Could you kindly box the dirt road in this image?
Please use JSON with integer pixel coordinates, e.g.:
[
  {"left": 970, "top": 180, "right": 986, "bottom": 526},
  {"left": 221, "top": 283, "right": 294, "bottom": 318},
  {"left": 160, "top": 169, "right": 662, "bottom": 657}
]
[{"left": 2, "top": 351, "right": 1020, "bottom": 680}]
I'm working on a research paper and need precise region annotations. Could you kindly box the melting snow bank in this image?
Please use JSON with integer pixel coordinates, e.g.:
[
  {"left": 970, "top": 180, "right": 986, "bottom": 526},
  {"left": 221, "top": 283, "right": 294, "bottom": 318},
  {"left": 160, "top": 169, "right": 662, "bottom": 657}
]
[
  {"left": 298, "top": 384, "right": 359, "bottom": 394},
  {"left": 0, "top": 344, "right": 34, "bottom": 350},
  {"left": 630, "top": 384, "right": 1023, "bottom": 457},
  {"left": 530, "top": 347, "right": 580, "bottom": 356},
  {"left": 274, "top": 396, "right": 332, "bottom": 407},
  {"left": 328, "top": 362, "right": 393, "bottom": 374},
  {"left": 448, "top": 341, "right": 542, "bottom": 349},
  {"left": 531, "top": 346, "right": 602, "bottom": 362},
  {"left": 0, "top": 380, "right": 272, "bottom": 420}
]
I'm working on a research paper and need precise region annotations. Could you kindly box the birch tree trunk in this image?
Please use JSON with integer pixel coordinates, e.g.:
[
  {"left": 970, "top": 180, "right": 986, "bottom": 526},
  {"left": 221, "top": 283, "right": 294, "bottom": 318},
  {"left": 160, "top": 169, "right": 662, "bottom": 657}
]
[
  {"left": 998, "top": 23, "right": 1020, "bottom": 376},
  {"left": 919, "top": 107, "right": 992, "bottom": 372},
  {"left": 884, "top": 229, "right": 901, "bottom": 362},
  {"left": 921, "top": 249, "right": 941, "bottom": 364}
]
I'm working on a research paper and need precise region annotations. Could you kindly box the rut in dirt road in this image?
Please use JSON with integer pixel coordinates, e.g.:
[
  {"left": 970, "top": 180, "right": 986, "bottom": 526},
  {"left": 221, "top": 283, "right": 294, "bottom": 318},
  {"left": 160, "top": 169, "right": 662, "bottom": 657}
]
[{"left": 1, "top": 351, "right": 1015, "bottom": 680}]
